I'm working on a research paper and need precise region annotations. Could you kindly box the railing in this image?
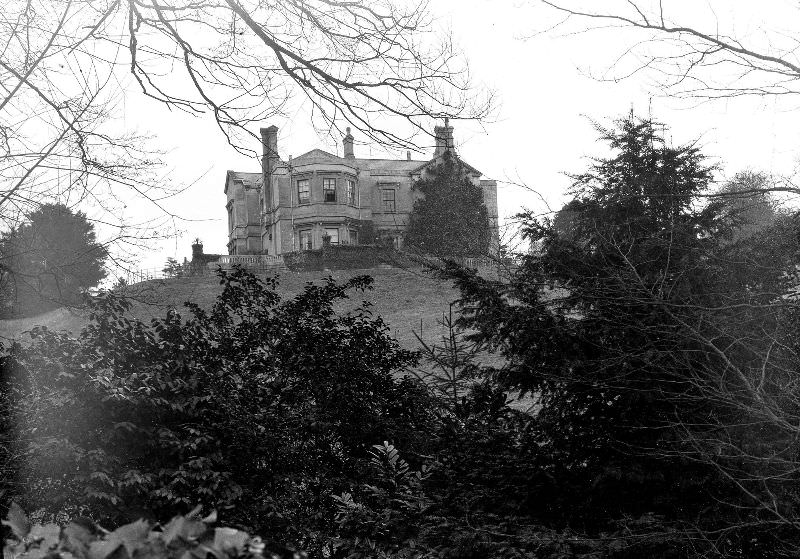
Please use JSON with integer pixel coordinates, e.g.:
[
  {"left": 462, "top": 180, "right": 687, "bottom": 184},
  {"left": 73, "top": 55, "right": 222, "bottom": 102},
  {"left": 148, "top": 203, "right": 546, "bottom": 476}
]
[
  {"left": 123, "top": 267, "right": 171, "bottom": 284},
  {"left": 117, "top": 253, "right": 515, "bottom": 287},
  {"left": 216, "top": 255, "right": 285, "bottom": 267},
  {"left": 463, "top": 257, "right": 495, "bottom": 270}
]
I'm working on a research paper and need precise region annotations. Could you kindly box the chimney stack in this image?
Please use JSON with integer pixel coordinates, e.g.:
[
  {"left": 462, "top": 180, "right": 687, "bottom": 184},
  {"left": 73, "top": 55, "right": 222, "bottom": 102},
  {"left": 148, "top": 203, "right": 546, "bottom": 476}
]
[
  {"left": 191, "top": 238, "right": 203, "bottom": 260},
  {"left": 433, "top": 117, "right": 454, "bottom": 156},
  {"left": 343, "top": 127, "right": 354, "bottom": 158},
  {"left": 260, "top": 125, "right": 278, "bottom": 210}
]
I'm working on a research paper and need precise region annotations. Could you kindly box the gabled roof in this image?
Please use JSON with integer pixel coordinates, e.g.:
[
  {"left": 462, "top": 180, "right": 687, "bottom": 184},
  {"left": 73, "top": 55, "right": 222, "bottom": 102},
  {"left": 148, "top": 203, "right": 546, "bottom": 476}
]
[
  {"left": 295, "top": 148, "right": 339, "bottom": 160},
  {"left": 410, "top": 151, "right": 481, "bottom": 177},
  {"left": 288, "top": 148, "right": 429, "bottom": 175}
]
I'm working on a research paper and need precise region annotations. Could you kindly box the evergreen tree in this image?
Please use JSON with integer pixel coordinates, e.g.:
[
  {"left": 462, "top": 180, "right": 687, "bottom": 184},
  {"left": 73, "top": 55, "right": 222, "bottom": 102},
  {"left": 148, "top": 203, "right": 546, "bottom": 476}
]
[
  {"left": 162, "top": 257, "right": 181, "bottom": 278},
  {"left": 0, "top": 204, "right": 107, "bottom": 316},
  {"left": 405, "top": 151, "right": 491, "bottom": 257},
  {"left": 446, "top": 115, "right": 800, "bottom": 554}
]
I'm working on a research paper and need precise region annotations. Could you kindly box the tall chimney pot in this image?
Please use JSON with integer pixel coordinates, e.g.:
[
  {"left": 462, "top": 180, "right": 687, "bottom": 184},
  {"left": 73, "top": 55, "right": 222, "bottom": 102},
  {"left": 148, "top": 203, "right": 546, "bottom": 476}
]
[
  {"left": 433, "top": 119, "right": 454, "bottom": 156},
  {"left": 343, "top": 127, "right": 354, "bottom": 158},
  {"left": 191, "top": 239, "right": 203, "bottom": 259},
  {"left": 260, "top": 125, "right": 278, "bottom": 210}
]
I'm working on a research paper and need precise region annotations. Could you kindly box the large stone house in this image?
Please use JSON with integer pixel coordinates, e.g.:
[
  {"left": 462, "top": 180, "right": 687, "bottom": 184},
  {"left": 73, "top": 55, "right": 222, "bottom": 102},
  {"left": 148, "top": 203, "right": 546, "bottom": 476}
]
[{"left": 224, "top": 122, "right": 498, "bottom": 255}]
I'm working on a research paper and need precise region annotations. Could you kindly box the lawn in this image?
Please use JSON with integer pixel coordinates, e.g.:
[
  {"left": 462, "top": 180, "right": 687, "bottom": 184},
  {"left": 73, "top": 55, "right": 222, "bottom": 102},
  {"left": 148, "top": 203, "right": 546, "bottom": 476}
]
[
  {"left": 0, "top": 266, "right": 531, "bottom": 410},
  {"left": 0, "top": 267, "right": 463, "bottom": 351}
]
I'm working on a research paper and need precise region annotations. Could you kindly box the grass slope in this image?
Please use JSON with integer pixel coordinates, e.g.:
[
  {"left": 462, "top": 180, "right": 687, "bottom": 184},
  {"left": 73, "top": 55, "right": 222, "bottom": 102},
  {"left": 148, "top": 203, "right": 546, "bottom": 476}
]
[
  {"left": 0, "top": 267, "right": 463, "bottom": 350},
  {"left": 0, "top": 267, "right": 530, "bottom": 411}
]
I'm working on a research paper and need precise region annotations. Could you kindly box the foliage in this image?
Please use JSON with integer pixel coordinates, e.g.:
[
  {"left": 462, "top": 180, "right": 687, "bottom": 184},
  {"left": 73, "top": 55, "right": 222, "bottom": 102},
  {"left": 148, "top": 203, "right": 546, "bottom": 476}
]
[
  {"left": 443, "top": 114, "right": 800, "bottom": 555},
  {"left": 356, "top": 222, "right": 380, "bottom": 246},
  {"left": 3, "top": 267, "right": 433, "bottom": 554},
  {"left": 0, "top": 204, "right": 107, "bottom": 317},
  {"left": 714, "top": 171, "right": 778, "bottom": 243},
  {"left": 409, "top": 303, "right": 484, "bottom": 413},
  {"left": 2, "top": 503, "right": 304, "bottom": 559},
  {"left": 161, "top": 258, "right": 182, "bottom": 278},
  {"left": 3, "top": 258, "right": 714, "bottom": 558},
  {"left": 332, "top": 378, "right": 691, "bottom": 559},
  {"left": 11, "top": 146, "right": 800, "bottom": 559},
  {"left": 332, "top": 442, "right": 432, "bottom": 558},
  {"left": 405, "top": 152, "right": 490, "bottom": 257},
  {"left": 283, "top": 245, "right": 416, "bottom": 272}
]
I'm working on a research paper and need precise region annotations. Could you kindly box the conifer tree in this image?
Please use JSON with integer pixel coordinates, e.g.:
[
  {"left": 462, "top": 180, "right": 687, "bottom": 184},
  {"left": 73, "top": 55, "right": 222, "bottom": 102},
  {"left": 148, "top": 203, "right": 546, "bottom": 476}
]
[
  {"left": 406, "top": 151, "right": 491, "bottom": 257},
  {"left": 0, "top": 204, "right": 107, "bottom": 316},
  {"left": 447, "top": 114, "right": 800, "bottom": 553}
]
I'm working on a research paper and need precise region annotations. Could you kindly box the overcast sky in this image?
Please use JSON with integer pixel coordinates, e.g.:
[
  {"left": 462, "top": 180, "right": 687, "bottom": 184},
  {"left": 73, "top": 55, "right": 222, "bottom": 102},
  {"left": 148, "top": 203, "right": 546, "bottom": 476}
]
[{"left": 120, "top": 0, "right": 800, "bottom": 270}]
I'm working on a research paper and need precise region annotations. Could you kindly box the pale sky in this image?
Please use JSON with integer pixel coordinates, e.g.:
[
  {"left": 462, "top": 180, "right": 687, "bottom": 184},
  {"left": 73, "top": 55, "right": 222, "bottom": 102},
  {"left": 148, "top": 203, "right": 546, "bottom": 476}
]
[{"left": 116, "top": 0, "right": 800, "bottom": 271}]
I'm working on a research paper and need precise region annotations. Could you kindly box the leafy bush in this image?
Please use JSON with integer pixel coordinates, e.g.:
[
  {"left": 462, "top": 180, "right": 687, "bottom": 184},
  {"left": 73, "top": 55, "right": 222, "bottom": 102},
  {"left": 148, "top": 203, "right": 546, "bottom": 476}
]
[
  {"left": 2, "top": 503, "right": 304, "bottom": 559},
  {"left": 3, "top": 267, "right": 433, "bottom": 551}
]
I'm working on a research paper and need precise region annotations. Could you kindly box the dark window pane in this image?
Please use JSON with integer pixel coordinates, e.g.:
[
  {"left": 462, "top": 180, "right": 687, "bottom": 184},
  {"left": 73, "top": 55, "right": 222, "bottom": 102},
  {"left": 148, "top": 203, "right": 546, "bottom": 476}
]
[
  {"left": 323, "top": 178, "right": 336, "bottom": 202},
  {"left": 381, "top": 189, "right": 395, "bottom": 212},
  {"left": 297, "top": 179, "right": 310, "bottom": 204}
]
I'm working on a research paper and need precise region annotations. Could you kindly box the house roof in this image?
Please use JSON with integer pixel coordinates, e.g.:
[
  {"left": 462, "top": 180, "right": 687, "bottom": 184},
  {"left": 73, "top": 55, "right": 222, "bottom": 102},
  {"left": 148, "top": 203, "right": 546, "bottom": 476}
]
[
  {"left": 410, "top": 152, "right": 481, "bottom": 177},
  {"left": 295, "top": 148, "right": 338, "bottom": 160},
  {"left": 225, "top": 171, "right": 262, "bottom": 194},
  {"left": 293, "top": 148, "right": 429, "bottom": 174},
  {"left": 227, "top": 150, "right": 482, "bottom": 184}
]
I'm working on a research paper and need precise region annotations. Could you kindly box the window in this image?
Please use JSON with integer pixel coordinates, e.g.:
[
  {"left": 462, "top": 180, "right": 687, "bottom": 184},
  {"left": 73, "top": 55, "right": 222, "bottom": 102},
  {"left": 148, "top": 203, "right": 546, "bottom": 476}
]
[
  {"left": 227, "top": 203, "right": 234, "bottom": 233},
  {"left": 299, "top": 229, "right": 313, "bottom": 250},
  {"left": 297, "top": 179, "right": 310, "bottom": 204},
  {"left": 323, "top": 178, "right": 336, "bottom": 202},
  {"left": 324, "top": 227, "right": 339, "bottom": 245},
  {"left": 381, "top": 189, "right": 396, "bottom": 212},
  {"left": 346, "top": 179, "right": 356, "bottom": 205},
  {"left": 324, "top": 228, "right": 339, "bottom": 245},
  {"left": 349, "top": 229, "right": 358, "bottom": 245}
]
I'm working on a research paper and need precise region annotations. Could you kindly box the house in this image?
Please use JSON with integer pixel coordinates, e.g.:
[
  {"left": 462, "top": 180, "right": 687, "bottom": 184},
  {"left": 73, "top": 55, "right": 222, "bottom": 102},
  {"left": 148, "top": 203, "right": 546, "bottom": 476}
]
[{"left": 224, "top": 121, "right": 499, "bottom": 255}]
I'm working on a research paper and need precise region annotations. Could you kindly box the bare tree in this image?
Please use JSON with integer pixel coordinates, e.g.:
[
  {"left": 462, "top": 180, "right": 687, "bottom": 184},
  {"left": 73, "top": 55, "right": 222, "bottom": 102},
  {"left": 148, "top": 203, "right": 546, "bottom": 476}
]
[
  {"left": 525, "top": 2, "right": 800, "bottom": 200},
  {"left": 535, "top": 1, "right": 800, "bottom": 103},
  {"left": 0, "top": 0, "right": 489, "bottom": 305}
]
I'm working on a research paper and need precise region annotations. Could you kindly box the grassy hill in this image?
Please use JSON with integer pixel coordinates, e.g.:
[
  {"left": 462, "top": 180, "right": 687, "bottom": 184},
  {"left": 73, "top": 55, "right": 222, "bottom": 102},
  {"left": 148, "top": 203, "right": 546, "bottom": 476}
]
[
  {"left": 0, "top": 267, "right": 464, "bottom": 351},
  {"left": 0, "top": 266, "right": 531, "bottom": 410}
]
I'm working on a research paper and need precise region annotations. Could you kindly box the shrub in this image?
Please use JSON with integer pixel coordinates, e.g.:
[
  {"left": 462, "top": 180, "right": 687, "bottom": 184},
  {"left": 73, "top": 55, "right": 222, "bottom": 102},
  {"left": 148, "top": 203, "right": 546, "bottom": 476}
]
[
  {"left": 2, "top": 503, "right": 304, "bottom": 559},
  {"left": 3, "top": 267, "right": 433, "bottom": 551}
]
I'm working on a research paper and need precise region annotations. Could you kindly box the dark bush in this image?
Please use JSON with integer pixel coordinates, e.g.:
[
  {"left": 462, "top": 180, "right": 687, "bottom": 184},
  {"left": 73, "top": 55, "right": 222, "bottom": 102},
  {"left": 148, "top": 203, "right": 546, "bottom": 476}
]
[
  {"left": 283, "top": 245, "right": 416, "bottom": 271},
  {"left": 3, "top": 267, "right": 433, "bottom": 552}
]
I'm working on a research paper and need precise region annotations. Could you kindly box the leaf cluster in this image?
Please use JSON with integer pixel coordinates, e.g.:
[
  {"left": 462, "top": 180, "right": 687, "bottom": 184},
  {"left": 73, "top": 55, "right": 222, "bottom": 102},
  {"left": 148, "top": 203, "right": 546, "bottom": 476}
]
[{"left": 3, "top": 502, "right": 302, "bottom": 559}]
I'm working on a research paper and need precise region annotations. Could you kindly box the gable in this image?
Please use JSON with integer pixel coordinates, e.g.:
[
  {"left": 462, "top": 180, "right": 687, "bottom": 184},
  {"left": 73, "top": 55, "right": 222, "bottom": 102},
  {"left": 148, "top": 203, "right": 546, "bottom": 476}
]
[
  {"left": 295, "top": 148, "right": 340, "bottom": 160},
  {"left": 411, "top": 153, "right": 482, "bottom": 177}
]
